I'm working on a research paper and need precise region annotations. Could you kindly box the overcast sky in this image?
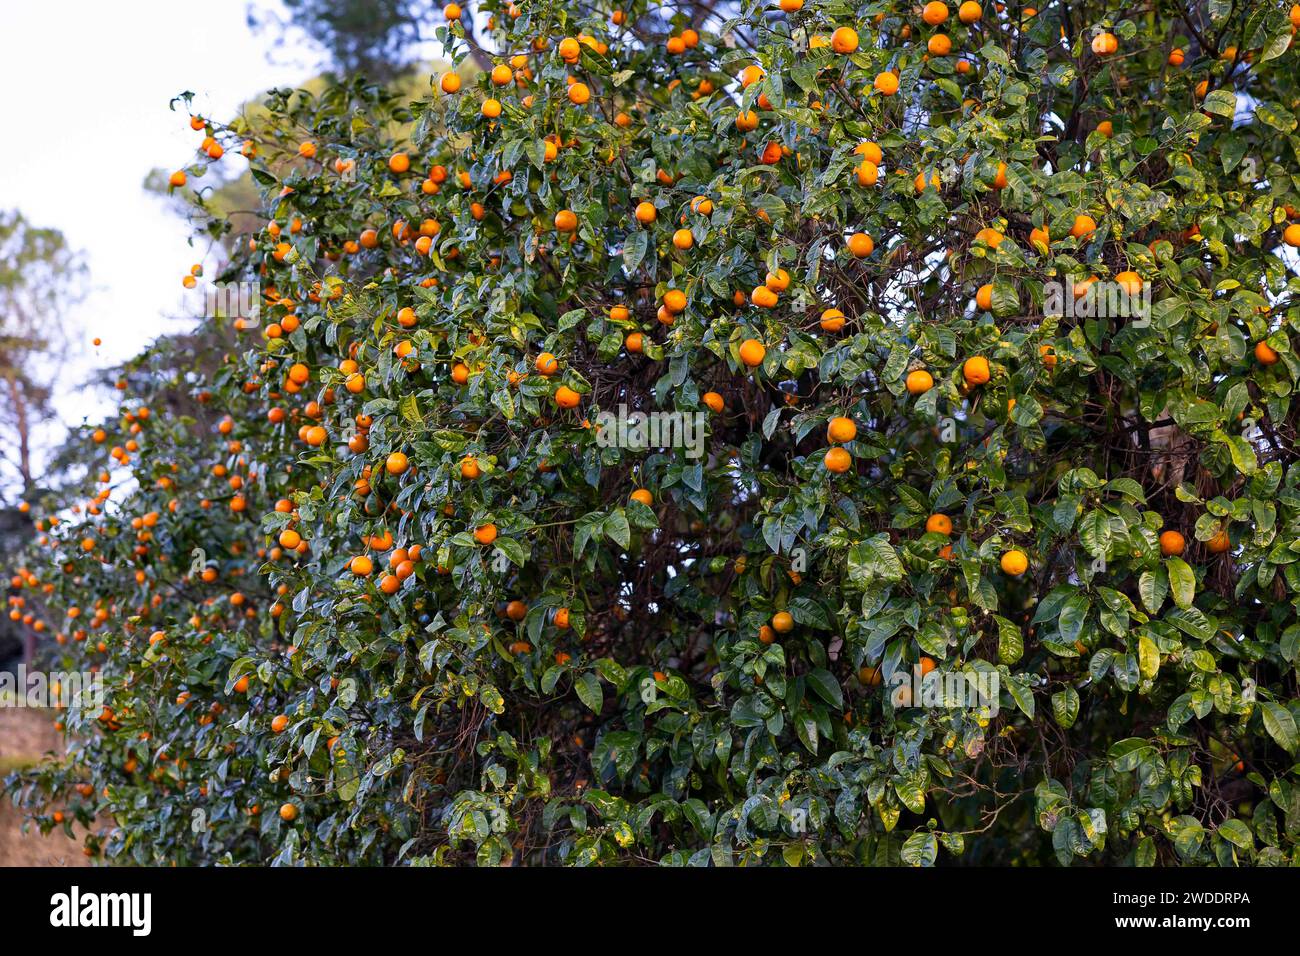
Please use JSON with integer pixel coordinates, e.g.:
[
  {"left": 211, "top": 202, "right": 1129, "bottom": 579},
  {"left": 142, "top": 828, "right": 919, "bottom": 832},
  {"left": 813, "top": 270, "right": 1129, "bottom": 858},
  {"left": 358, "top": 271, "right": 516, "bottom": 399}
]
[{"left": 0, "top": 0, "right": 316, "bottom": 484}]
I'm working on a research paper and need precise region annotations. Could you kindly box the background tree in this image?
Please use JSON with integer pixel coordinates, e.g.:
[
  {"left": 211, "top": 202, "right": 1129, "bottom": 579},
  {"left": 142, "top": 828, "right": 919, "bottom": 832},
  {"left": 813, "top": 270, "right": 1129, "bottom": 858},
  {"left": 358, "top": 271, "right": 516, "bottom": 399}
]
[
  {"left": 248, "top": 0, "right": 443, "bottom": 81},
  {"left": 0, "top": 210, "right": 87, "bottom": 498}
]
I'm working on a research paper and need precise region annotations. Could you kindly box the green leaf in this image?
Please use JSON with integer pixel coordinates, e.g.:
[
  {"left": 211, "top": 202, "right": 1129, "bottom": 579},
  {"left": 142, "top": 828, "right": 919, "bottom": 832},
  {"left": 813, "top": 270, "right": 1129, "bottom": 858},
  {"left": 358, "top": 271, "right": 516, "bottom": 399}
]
[
  {"left": 493, "top": 537, "right": 527, "bottom": 568},
  {"left": 604, "top": 510, "right": 631, "bottom": 549},
  {"left": 623, "top": 229, "right": 648, "bottom": 272},
  {"left": 1079, "top": 510, "right": 1112, "bottom": 558},
  {"left": 1261, "top": 702, "right": 1298, "bottom": 753},
  {"left": 994, "top": 615, "right": 1024, "bottom": 665},
  {"left": 1202, "top": 89, "right": 1237, "bottom": 118},
  {"left": 806, "top": 668, "right": 843, "bottom": 709},
  {"left": 900, "top": 831, "right": 938, "bottom": 867},
  {"left": 1052, "top": 686, "right": 1080, "bottom": 728},
  {"left": 1138, "top": 568, "right": 1167, "bottom": 613},
  {"left": 847, "top": 534, "right": 904, "bottom": 584},
  {"left": 1166, "top": 557, "right": 1195, "bottom": 609},
  {"left": 1217, "top": 818, "right": 1254, "bottom": 850},
  {"left": 1137, "top": 634, "right": 1160, "bottom": 679},
  {"left": 575, "top": 673, "right": 603, "bottom": 714}
]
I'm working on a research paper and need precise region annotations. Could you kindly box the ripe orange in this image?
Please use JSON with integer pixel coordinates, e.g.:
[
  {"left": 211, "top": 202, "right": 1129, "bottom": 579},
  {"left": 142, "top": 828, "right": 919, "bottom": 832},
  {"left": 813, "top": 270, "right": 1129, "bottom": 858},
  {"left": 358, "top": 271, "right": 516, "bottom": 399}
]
[
  {"left": 738, "top": 339, "right": 766, "bottom": 367},
  {"left": 958, "top": 1, "right": 982, "bottom": 23},
  {"left": 625, "top": 332, "right": 644, "bottom": 353},
  {"left": 385, "top": 451, "right": 409, "bottom": 475},
  {"left": 271, "top": 714, "right": 289, "bottom": 733},
  {"left": 827, "top": 416, "right": 857, "bottom": 443},
  {"left": 635, "top": 201, "right": 657, "bottom": 224},
  {"left": 831, "top": 27, "right": 859, "bottom": 53},
  {"left": 975, "top": 284, "right": 994, "bottom": 311},
  {"left": 440, "top": 72, "right": 461, "bottom": 94},
  {"left": 279, "top": 803, "right": 298, "bottom": 822},
  {"left": 922, "top": 2, "right": 949, "bottom": 25},
  {"left": 820, "top": 307, "right": 846, "bottom": 332},
  {"left": 873, "top": 72, "right": 899, "bottom": 95},
  {"left": 535, "top": 352, "right": 559, "bottom": 375},
  {"left": 388, "top": 152, "right": 410, "bottom": 174},
  {"left": 925, "top": 514, "right": 953, "bottom": 536},
  {"left": 554, "top": 385, "right": 581, "bottom": 408},
  {"left": 772, "top": 611, "right": 795, "bottom": 632},
  {"left": 1070, "top": 214, "right": 1097, "bottom": 239},
  {"left": 350, "top": 555, "right": 374, "bottom": 576},
  {"left": 1255, "top": 341, "right": 1279, "bottom": 365},
  {"left": 1091, "top": 32, "right": 1118, "bottom": 56},
  {"left": 702, "top": 391, "right": 724, "bottom": 413},
  {"left": 963, "top": 356, "right": 991, "bottom": 386},
  {"left": 474, "top": 524, "right": 498, "bottom": 545},
  {"left": 630, "top": 488, "right": 653, "bottom": 506},
  {"left": 460, "top": 456, "right": 481, "bottom": 480},
  {"left": 765, "top": 268, "right": 791, "bottom": 292},
  {"left": 1159, "top": 530, "right": 1185, "bottom": 556},
  {"left": 906, "top": 370, "right": 934, "bottom": 394},
  {"left": 1207, "top": 530, "right": 1231, "bottom": 554},
  {"left": 1284, "top": 223, "right": 1300, "bottom": 247},
  {"left": 1000, "top": 549, "right": 1028, "bottom": 575},
  {"left": 554, "top": 209, "right": 578, "bottom": 232},
  {"left": 847, "top": 232, "right": 875, "bottom": 257},
  {"left": 824, "top": 447, "right": 853, "bottom": 472}
]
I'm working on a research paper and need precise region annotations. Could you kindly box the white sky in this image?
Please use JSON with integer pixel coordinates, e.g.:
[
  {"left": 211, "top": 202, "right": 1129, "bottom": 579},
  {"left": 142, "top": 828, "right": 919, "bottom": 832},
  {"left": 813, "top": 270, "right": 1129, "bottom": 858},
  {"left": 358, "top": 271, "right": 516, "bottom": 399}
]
[{"left": 0, "top": 0, "right": 317, "bottom": 485}]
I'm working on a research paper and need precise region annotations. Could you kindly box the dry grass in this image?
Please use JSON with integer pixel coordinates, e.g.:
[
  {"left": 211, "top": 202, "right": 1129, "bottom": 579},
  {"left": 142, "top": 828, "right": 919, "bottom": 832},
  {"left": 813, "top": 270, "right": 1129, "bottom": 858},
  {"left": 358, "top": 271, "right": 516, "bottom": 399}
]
[{"left": 0, "top": 708, "right": 89, "bottom": 867}]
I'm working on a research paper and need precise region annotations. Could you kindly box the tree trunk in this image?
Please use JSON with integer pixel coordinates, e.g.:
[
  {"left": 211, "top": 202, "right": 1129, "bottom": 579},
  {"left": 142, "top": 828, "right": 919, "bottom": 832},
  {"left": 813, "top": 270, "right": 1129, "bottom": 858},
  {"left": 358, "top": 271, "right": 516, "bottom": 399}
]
[{"left": 4, "top": 372, "right": 33, "bottom": 493}]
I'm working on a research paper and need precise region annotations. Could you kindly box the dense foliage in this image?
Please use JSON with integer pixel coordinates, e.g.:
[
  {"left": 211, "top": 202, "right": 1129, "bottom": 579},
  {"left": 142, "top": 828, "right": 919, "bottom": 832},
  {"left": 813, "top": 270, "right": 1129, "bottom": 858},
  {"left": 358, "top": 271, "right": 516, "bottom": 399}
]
[{"left": 9, "top": 0, "right": 1300, "bottom": 866}]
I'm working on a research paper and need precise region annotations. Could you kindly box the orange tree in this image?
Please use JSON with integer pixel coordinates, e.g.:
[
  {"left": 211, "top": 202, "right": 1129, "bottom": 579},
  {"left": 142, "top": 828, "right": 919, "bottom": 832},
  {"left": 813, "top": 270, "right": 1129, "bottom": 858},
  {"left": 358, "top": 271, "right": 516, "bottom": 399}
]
[{"left": 9, "top": 0, "right": 1300, "bottom": 866}]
